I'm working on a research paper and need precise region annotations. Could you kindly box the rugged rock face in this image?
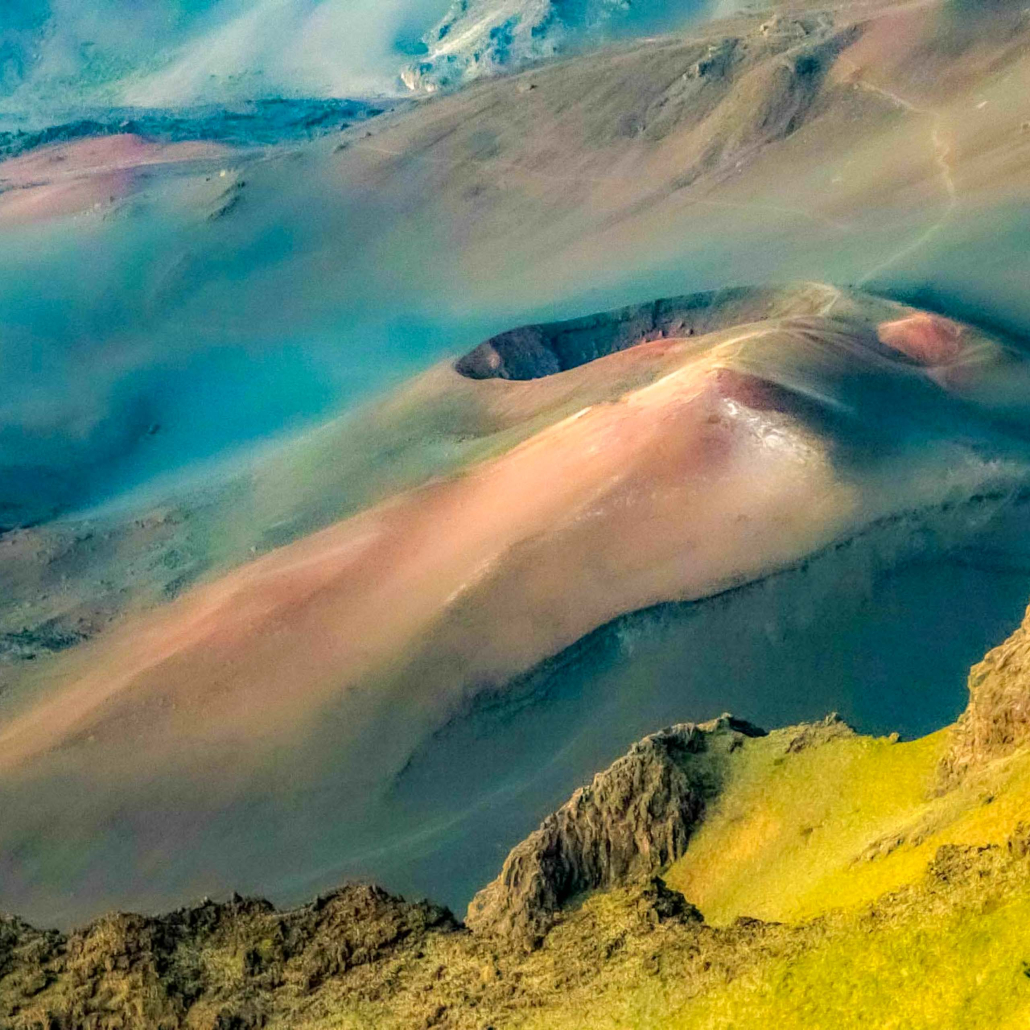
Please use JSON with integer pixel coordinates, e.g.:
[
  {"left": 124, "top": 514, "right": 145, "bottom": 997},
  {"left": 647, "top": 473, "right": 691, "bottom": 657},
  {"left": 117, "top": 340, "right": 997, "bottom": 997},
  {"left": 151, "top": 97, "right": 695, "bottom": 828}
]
[
  {"left": 939, "top": 602, "right": 1030, "bottom": 788},
  {"left": 465, "top": 715, "right": 765, "bottom": 940},
  {"left": 0, "top": 885, "right": 457, "bottom": 1029}
]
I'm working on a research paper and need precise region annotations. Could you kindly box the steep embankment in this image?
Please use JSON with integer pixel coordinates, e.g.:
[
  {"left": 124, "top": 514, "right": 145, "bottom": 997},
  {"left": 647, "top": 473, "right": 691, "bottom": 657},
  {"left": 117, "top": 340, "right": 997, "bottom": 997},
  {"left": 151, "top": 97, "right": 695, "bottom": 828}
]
[{"left": 5, "top": 608, "right": 1030, "bottom": 1029}]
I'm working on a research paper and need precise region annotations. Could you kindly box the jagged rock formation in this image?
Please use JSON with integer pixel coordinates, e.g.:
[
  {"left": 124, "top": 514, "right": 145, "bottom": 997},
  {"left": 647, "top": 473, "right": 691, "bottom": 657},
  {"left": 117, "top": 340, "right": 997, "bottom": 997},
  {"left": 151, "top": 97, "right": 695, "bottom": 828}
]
[
  {"left": 465, "top": 715, "right": 765, "bottom": 939},
  {"left": 0, "top": 885, "right": 457, "bottom": 1029},
  {"left": 939, "top": 601, "right": 1030, "bottom": 788}
]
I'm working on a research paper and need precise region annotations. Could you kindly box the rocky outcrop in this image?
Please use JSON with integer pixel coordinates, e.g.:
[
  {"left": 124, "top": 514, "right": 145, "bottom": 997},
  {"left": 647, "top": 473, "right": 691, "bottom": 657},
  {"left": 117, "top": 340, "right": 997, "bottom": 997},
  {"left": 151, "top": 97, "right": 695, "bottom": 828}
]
[
  {"left": 784, "top": 712, "right": 856, "bottom": 754},
  {"left": 465, "top": 715, "right": 765, "bottom": 940},
  {"left": 939, "top": 602, "right": 1030, "bottom": 788},
  {"left": 6, "top": 703, "right": 1030, "bottom": 1028},
  {"left": 0, "top": 885, "right": 457, "bottom": 1029}
]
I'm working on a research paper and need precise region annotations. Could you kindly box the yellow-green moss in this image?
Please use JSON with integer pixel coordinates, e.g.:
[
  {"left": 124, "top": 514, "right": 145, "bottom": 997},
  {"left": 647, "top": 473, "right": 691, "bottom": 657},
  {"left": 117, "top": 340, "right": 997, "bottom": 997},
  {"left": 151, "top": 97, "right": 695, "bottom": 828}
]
[
  {"left": 672, "top": 891, "right": 1030, "bottom": 1030},
  {"left": 666, "top": 725, "right": 1030, "bottom": 925}
]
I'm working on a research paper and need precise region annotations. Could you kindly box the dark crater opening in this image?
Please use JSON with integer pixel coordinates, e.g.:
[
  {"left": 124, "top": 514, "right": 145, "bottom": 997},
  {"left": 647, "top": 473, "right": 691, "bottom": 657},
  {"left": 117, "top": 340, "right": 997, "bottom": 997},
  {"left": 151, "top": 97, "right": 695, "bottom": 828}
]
[{"left": 454, "top": 287, "right": 770, "bottom": 380}]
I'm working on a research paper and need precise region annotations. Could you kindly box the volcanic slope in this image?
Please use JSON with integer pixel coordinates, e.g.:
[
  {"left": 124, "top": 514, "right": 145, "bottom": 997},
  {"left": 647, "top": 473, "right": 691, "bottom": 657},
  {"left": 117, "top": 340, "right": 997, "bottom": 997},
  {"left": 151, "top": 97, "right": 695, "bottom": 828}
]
[
  {"left": 3, "top": 283, "right": 1030, "bottom": 927},
  {"left": 6, "top": 604, "right": 1030, "bottom": 1029}
]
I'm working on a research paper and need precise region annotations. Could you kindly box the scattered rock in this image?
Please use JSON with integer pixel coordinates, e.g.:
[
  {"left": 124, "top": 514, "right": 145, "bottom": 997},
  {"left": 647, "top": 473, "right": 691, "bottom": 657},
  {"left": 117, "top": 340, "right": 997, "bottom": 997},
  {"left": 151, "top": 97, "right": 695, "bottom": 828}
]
[
  {"left": 634, "top": 877, "right": 704, "bottom": 928},
  {"left": 853, "top": 811, "right": 943, "bottom": 864},
  {"left": 926, "top": 843, "right": 999, "bottom": 886},
  {"left": 1007, "top": 822, "right": 1030, "bottom": 859}
]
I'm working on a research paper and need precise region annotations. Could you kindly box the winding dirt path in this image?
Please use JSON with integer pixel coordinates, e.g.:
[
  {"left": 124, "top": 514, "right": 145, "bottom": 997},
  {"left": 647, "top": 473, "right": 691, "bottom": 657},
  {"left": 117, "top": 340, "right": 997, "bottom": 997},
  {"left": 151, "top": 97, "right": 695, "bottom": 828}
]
[{"left": 843, "top": 60, "right": 959, "bottom": 284}]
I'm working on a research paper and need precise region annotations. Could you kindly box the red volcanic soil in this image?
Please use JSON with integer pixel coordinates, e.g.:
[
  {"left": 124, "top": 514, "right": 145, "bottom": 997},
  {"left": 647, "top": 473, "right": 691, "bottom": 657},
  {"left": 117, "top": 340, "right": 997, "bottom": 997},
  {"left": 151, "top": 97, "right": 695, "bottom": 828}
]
[
  {"left": 877, "top": 313, "right": 965, "bottom": 365},
  {"left": 0, "top": 134, "right": 229, "bottom": 226}
]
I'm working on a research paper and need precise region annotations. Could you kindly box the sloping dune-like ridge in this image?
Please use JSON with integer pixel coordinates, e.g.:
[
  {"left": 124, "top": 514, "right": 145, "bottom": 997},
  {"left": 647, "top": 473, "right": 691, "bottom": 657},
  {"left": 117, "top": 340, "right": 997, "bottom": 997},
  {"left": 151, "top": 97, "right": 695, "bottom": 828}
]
[{"left": 2, "top": 284, "right": 1029, "bottom": 928}]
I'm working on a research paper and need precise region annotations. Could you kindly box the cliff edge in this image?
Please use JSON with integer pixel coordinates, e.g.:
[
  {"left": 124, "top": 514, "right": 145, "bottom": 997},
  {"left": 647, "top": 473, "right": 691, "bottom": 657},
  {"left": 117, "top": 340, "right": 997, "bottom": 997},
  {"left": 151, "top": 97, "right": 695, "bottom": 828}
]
[
  {"left": 466, "top": 716, "right": 765, "bottom": 940},
  {"left": 939, "top": 601, "right": 1030, "bottom": 788}
]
